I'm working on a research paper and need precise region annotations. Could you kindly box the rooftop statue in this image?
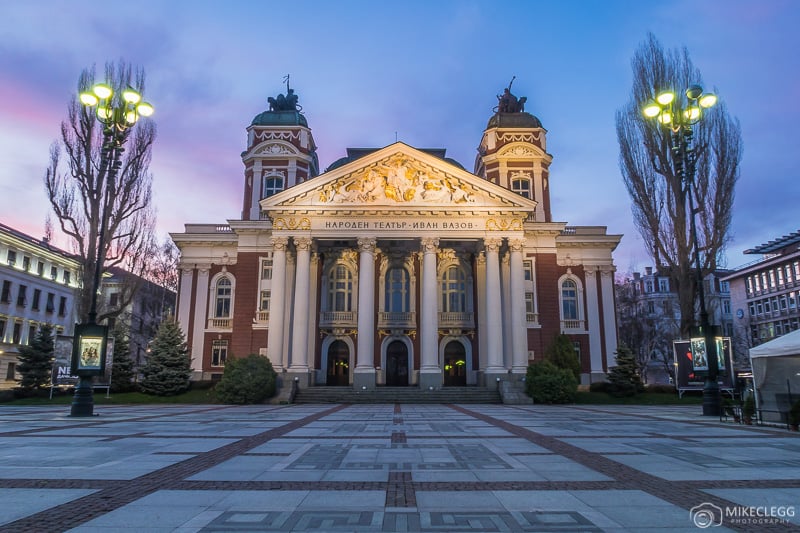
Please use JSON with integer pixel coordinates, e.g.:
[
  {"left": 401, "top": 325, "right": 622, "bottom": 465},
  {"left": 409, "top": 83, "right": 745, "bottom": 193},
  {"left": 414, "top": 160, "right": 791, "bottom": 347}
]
[
  {"left": 268, "top": 75, "right": 301, "bottom": 112},
  {"left": 495, "top": 76, "right": 527, "bottom": 113}
]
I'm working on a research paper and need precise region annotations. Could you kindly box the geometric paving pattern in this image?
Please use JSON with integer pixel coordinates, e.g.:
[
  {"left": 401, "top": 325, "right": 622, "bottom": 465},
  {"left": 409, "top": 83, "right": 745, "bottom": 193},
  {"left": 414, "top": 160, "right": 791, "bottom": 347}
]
[{"left": 0, "top": 402, "right": 799, "bottom": 531}]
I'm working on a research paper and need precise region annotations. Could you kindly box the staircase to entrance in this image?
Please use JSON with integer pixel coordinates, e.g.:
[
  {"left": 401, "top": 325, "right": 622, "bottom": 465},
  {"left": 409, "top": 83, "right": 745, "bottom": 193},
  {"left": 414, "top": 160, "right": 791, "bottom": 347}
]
[{"left": 293, "top": 386, "right": 501, "bottom": 404}]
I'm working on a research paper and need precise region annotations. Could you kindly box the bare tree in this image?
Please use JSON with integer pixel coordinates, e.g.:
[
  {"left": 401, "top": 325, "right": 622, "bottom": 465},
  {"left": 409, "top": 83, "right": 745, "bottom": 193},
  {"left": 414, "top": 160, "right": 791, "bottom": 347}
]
[
  {"left": 45, "top": 61, "right": 157, "bottom": 323},
  {"left": 616, "top": 33, "right": 742, "bottom": 337}
]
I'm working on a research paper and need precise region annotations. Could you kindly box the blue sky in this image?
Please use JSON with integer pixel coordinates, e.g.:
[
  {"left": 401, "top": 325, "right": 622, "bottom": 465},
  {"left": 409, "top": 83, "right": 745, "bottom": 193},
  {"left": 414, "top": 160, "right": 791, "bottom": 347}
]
[{"left": 1, "top": 0, "right": 798, "bottom": 273}]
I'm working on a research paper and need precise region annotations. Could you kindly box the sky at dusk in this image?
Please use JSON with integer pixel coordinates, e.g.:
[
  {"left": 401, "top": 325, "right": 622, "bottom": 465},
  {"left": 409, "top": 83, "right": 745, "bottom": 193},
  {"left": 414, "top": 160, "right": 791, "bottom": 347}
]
[{"left": 1, "top": 0, "right": 798, "bottom": 274}]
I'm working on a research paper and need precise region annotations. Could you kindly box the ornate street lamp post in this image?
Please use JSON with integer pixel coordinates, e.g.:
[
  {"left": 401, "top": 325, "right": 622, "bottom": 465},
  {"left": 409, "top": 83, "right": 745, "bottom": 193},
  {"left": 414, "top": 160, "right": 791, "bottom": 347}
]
[
  {"left": 69, "top": 82, "right": 153, "bottom": 417},
  {"left": 642, "top": 85, "right": 722, "bottom": 416}
]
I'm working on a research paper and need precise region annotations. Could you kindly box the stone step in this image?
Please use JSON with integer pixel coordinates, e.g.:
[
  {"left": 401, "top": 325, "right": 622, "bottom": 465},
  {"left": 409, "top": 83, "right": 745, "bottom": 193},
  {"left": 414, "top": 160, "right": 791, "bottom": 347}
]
[{"left": 293, "top": 386, "right": 501, "bottom": 404}]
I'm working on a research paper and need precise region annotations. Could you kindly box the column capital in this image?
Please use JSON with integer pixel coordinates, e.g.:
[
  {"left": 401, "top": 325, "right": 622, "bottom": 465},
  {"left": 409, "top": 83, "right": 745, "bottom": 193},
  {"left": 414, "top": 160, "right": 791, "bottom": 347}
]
[
  {"left": 357, "top": 237, "right": 377, "bottom": 253},
  {"left": 484, "top": 237, "right": 502, "bottom": 253},
  {"left": 585, "top": 267, "right": 598, "bottom": 279},
  {"left": 509, "top": 238, "right": 526, "bottom": 252},
  {"left": 420, "top": 237, "right": 439, "bottom": 253},
  {"left": 271, "top": 236, "right": 289, "bottom": 251},
  {"left": 294, "top": 236, "right": 313, "bottom": 251}
]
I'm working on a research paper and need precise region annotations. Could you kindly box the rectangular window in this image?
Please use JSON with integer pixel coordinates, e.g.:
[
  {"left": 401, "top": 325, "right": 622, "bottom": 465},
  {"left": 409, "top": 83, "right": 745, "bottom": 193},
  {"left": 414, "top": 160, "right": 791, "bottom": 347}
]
[
  {"left": 525, "top": 292, "right": 535, "bottom": 314},
  {"left": 719, "top": 281, "right": 730, "bottom": 293},
  {"left": 722, "top": 299, "right": 731, "bottom": 314},
  {"left": 644, "top": 281, "right": 654, "bottom": 293},
  {"left": 63, "top": 270, "right": 71, "bottom": 284},
  {"left": 1, "top": 280, "right": 10, "bottom": 303},
  {"left": 261, "top": 257, "right": 273, "bottom": 280},
  {"left": 27, "top": 324, "right": 36, "bottom": 344},
  {"left": 749, "top": 302, "right": 756, "bottom": 316},
  {"left": 58, "top": 296, "right": 67, "bottom": 317},
  {"left": 572, "top": 342, "right": 581, "bottom": 361},
  {"left": 7, "top": 250, "right": 16, "bottom": 266},
  {"left": 37, "top": 261, "right": 44, "bottom": 276},
  {"left": 0, "top": 318, "right": 5, "bottom": 340},
  {"left": 16, "top": 285, "right": 27, "bottom": 307},
  {"left": 777, "top": 268, "right": 785, "bottom": 286},
  {"left": 12, "top": 322, "right": 21, "bottom": 344},
  {"left": 46, "top": 293, "right": 55, "bottom": 313},
  {"left": 32, "top": 289, "right": 41, "bottom": 311},
  {"left": 5, "top": 362, "right": 15, "bottom": 381},
  {"left": 745, "top": 277, "right": 753, "bottom": 295},
  {"left": 658, "top": 278, "right": 669, "bottom": 292},
  {"left": 211, "top": 340, "right": 228, "bottom": 367},
  {"left": 786, "top": 264, "right": 794, "bottom": 283},
  {"left": 769, "top": 270, "right": 776, "bottom": 289},
  {"left": 50, "top": 266, "right": 58, "bottom": 280},
  {"left": 22, "top": 256, "right": 30, "bottom": 271},
  {"left": 523, "top": 260, "right": 533, "bottom": 282},
  {"left": 260, "top": 290, "right": 271, "bottom": 311},
  {"left": 647, "top": 301, "right": 655, "bottom": 314},
  {"left": 109, "top": 292, "right": 119, "bottom": 306}
]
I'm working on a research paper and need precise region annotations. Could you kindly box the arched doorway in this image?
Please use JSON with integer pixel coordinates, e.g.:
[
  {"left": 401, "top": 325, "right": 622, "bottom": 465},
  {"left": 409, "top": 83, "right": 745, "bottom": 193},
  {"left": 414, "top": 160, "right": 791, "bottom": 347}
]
[
  {"left": 326, "top": 340, "right": 350, "bottom": 386},
  {"left": 443, "top": 340, "right": 467, "bottom": 386},
  {"left": 385, "top": 340, "right": 409, "bottom": 386}
]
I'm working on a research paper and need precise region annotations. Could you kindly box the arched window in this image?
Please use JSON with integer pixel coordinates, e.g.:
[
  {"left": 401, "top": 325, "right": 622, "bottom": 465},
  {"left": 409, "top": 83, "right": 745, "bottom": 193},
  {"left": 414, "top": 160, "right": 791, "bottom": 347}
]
[
  {"left": 441, "top": 266, "right": 467, "bottom": 312},
  {"left": 215, "top": 277, "right": 232, "bottom": 318},
  {"left": 328, "top": 264, "right": 353, "bottom": 312},
  {"left": 385, "top": 267, "right": 410, "bottom": 312},
  {"left": 511, "top": 178, "right": 531, "bottom": 198},
  {"left": 561, "top": 279, "right": 578, "bottom": 320},
  {"left": 263, "top": 176, "right": 284, "bottom": 198}
]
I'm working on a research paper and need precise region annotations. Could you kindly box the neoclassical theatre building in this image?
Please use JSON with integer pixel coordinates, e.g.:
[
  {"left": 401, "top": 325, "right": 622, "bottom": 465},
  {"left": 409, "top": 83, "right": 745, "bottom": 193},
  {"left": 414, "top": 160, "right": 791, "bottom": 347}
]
[{"left": 171, "top": 85, "right": 622, "bottom": 390}]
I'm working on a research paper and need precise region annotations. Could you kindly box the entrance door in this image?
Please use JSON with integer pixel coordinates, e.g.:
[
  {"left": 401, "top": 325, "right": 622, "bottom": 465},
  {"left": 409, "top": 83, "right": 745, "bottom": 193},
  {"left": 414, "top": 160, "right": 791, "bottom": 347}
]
[
  {"left": 326, "top": 340, "right": 350, "bottom": 386},
  {"left": 385, "top": 340, "right": 409, "bottom": 386},
  {"left": 443, "top": 340, "right": 467, "bottom": 386}
]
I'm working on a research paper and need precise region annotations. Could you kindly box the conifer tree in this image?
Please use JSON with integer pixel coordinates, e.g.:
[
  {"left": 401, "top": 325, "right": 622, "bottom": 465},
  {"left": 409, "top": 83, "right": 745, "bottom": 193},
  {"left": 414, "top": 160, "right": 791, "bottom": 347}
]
[
  {"left": 607, "top": 343, "right": 645, "bottom": 397},
  {"left": 545, "top": 334, "right": 581, "bottom": 381},
  {"left": 139, "top": 319, "right": 191, "bottom": 396},
  {"left": 17, "top": 323, "right": 55, "bottom": 390},
  {"left": 110, "top": 325, "right": 136, "bottom": 392}
]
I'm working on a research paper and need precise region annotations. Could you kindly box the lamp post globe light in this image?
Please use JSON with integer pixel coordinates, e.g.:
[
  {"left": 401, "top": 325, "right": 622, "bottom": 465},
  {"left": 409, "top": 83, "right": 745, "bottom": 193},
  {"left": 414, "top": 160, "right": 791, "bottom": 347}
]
[
  {"left": 69, "top": 82, "right": 153, "bottom": 417},
  {"left": 642, "top": 84, "right": 721, "bottom": 416}
]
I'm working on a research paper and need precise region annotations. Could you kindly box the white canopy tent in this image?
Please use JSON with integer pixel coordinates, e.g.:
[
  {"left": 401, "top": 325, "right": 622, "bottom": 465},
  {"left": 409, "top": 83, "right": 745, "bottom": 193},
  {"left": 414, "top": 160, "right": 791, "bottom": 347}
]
[{"left": 749, "top": 328, "right": 800, "bottom": 423}]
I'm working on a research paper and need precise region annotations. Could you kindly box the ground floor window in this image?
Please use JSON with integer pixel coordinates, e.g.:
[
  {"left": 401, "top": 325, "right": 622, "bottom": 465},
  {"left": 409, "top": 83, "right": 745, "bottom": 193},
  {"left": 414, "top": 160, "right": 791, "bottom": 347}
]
[{"left": 211, "top": 340, "right": 228, "bottom": 367}]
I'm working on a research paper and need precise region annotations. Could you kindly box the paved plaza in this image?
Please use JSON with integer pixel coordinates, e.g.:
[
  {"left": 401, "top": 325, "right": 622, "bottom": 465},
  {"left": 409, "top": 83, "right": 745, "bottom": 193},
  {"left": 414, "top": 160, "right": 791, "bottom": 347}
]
[{"left": 0, "top": 403, "right": 798, "bottom": 532}]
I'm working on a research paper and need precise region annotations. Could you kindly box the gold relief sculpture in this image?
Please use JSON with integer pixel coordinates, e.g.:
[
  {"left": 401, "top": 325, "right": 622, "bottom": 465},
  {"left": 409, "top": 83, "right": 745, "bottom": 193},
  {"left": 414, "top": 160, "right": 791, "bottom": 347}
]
[
  {"left": 486, "top": 218, "right": 523, "bottom": 231},
  {"left": 274, "top": 217, "right": 311, "bottom": 230},
  {"left": 320, "top": 155, "right": 475, "bottom": 205}
]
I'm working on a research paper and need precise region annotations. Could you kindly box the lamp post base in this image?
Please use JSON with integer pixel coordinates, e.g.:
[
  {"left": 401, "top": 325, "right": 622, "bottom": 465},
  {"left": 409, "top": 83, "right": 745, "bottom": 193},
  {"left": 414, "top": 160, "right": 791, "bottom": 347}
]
[
  {"left": 702, "top": 378, "right": 721, "bottom": 416},
  {"left": 70, "top": 376, "right": 95, "bottom": 417}
]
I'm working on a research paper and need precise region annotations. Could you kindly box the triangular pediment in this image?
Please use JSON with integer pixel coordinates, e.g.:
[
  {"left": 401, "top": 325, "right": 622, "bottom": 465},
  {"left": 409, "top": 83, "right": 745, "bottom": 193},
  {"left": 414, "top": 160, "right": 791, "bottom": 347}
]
[{"left": 260, "top": 143, "right": 537, "bottom": 214}]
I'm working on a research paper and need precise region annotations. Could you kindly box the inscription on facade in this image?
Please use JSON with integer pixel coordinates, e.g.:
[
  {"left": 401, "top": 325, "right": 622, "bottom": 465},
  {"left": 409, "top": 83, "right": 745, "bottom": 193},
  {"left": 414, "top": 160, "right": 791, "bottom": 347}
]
[{"left": 323, "top": 220, "right": 477, "bottom": 230}]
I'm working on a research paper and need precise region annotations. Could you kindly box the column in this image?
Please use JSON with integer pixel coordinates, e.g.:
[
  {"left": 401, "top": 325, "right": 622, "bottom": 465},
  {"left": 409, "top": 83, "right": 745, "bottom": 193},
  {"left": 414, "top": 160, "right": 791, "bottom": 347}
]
[
  {"left": 289, "top": 237, "right": 312, "bottom": 382},
  {"left": 307, "top": 252, "right": 320, "bottom": 381},
  {"left": 419, "top": 237, "right": 441, "bottom": 389},
  {"left": 501, "top": 251, "right": 512, "bottom": 369},
  {"left": 266, "top": 237, "right": 288, "bottom": 370},
  {"left": 509, "top": 239, "right": 529, "bottom": 375},
  {"left": 177, "top": 268, "right": 198, "bottom": 372},
  {"left": 585, "top": 266, "right": 603, "bottom": 383},
  {"left": 190, "top": 265, "right": 210, "bottom": 375},
  {"left": 475, "top": 252, "right": 488, "bottom": 370},
  {"left": 355, "top": 237, "right": 377, "bottom": 389},
  {"left": 484, "top": 237, "right": 505, "bottom": 386},
  {"left": 601, "top": 267, "right": 619, "bottom": 370}
]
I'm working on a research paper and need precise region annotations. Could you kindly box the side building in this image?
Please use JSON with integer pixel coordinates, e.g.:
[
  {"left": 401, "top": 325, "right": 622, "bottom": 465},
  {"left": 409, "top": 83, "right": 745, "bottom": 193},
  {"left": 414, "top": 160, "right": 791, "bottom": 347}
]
[
  {"left": 616, "top": 266, "right": 733, "bottom": 383},
  {"left": 171, "top": 85, "right": 622, "bottom": 389},
  {"left": 0, "top": 223, "right": 80, "bottom": 389},
  {"left": 723, "top": 230, "right": 800, "bottom": 362}
]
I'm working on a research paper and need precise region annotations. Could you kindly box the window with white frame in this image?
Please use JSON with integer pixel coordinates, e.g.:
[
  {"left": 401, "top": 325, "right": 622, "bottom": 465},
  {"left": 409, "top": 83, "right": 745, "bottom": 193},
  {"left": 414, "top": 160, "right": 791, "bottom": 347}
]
[
  {"left": 561, "top": 279, "right": 579, "bottom": 320},
  {"left": 260, "top": 290, "right": 271, "bottom": 311},
  {"left": 211, "top": 340, "right": 228, "bottom": 367},
  {"left": 385, "top": 267, "right": 410, "bottom": 312},
  {"left": 441, "top": 265, "right": 467, "bottom": 313},
  {"left": 261, "top": 257, "right": 273, "bottom": 280},
  {"left": 328, "top": 264, "right": 353, "bottom": 312},
  {"left": 262, "top": 176, "right": 283, "bottom": 198},
  {"left": 523, "top": 260, "right": 533, "bottom": 281},
  {"left": 215, "top": 277, "right": 232, "bottom": 318},
  {"left": 511, "top": 178, "right": 531, "bottom": 198},
  {"left": 658, "top": 278, "right": 669, "bottom": 292}
]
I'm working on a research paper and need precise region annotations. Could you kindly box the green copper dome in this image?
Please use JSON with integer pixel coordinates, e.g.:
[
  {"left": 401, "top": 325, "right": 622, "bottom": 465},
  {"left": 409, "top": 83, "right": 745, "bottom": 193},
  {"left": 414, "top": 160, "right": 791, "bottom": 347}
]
[{"left": 251, "top": 110, "right": 308, "bottom": 127}]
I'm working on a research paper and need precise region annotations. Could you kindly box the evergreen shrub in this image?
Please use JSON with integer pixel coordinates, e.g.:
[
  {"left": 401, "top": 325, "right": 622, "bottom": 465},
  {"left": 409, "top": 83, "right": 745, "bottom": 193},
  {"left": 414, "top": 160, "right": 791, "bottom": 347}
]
[
  {"left": 525, "top": 361, "right": 578, "bottom": 404},
  {"left": 214, "top": 354, "right": 277, "bottom": 404}
]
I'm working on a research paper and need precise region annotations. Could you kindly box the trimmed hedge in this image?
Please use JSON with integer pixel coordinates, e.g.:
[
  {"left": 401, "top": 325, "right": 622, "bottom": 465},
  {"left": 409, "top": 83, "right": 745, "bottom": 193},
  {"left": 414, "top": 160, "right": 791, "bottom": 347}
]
[
  {"left": 525, "top": 361, "right": 578, "bottom": 404},
  {"left": 214, "top": 354, "right": 277, "bottom": 404}
]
